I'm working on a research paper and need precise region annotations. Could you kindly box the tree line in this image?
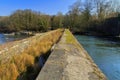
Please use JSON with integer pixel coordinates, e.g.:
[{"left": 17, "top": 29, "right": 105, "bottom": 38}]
[
  {"left": 0, "top": 10, "right": 51, "bottom": 32},
  {"left": 0, "top": 0, "right": 120, "bottom": 36}
]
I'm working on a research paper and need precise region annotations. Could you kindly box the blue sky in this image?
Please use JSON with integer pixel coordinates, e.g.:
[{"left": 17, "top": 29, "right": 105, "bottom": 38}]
[{"left": 0, "top": 0, "right": 77, "bottom": 16}]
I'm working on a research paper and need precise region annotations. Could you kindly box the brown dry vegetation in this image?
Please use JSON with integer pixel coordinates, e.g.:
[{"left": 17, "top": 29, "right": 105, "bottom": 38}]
[
  {"left": 0, "top": 29, "right": 64, "bottom": 80},
  {"left": 0, "top": 63, "right": 19, "bottom": 80},
  {"left": 13, "top": 53, "right": 34, "bottom": 73}
]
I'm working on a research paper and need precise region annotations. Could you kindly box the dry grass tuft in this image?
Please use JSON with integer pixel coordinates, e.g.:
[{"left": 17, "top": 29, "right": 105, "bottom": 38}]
[
  {"left": 0, "top": 63, "right": 19, "bottom": 80},
  {"left": 13, "top": 53, "right": 34, "bottom": 73}
]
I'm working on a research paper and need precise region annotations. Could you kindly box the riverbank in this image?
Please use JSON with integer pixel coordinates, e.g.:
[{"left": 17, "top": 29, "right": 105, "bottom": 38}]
[
  {"left": 74, "top": 33, "right": 118, "bottom": 37},
  {"left": 73, "top": 31, "right": 120, "bottom": 37},
  {"left": 73, "top": 31, "right": 120, "bottom": 44},
  {"left": 3, "top": 31, "right": 34, "bottom": 36}
]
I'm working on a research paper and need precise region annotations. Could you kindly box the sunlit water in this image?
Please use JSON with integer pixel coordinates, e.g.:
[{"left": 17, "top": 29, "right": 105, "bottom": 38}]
[
  {"left": 0, "top": 33, "right": 28, "bottom": 44},
  {"left": 75, "top": 35, "right": 120, "bottom": 80},
  {"left": 0, "top": 34, "right": 10, "bottom": 44}
]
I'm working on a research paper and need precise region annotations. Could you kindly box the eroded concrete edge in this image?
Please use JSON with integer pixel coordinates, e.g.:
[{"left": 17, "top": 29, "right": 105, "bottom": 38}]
[{"left": 36, "top": 29, "right": 107, "bottom": 80}]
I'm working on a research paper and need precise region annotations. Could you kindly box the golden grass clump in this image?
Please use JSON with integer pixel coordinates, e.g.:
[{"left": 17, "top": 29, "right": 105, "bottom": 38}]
[
  {"left": 25, "top": 41, "right": 53, "bottom": 57},
  {"left": 24, "top": 46, "right": 41, "bottom": 57},
  {"left": 13, "top": 53, "right": 34, "bottom": 73},
  {"left": 38, "top": 41, "right": 51, "bottom": 54},
  {"left": 0, "top": 63, "right": 19, "bottom": 80}
]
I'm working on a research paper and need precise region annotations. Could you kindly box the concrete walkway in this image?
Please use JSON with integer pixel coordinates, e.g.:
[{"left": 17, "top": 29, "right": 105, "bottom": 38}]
[{"left": 36, "top": 29, "right": 106, "bottom": 80}]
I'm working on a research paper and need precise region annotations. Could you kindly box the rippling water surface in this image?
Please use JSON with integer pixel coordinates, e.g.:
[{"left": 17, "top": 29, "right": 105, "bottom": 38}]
[
  {"left": 0, "top": 33, "right": 28, "bottom": 44},
  {"left": 75, "top": 35, "right": 120, "bottom": 80},
  {"left": 0, "top": 34, "right": 10, "bottom": 44}
]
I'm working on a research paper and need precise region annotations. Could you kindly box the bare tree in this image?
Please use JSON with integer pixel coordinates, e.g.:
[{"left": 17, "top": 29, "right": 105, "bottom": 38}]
[{"left": 93, "top": 0, "right": 120, "bottom": 19}]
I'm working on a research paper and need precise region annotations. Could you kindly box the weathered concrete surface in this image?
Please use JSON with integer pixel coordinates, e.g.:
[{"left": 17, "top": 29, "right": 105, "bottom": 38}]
[{"left": 36, "top": 29, "right": 107, "bottom": 80}]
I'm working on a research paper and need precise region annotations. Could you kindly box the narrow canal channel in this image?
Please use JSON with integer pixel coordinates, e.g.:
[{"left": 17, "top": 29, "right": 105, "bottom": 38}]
[{"left": 75, "top": 35, "right": 120, "bottom": 80}]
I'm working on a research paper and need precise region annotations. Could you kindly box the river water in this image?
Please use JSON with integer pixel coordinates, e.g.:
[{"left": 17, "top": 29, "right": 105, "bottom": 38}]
[
  {"left": 75, "top": 35, "right": 120, "bottom": 80},
  {"left": 0, "top": 33, "right": 28, "bottom": 44},
  {"left": 0, "top": 34, "right": 15, "bottom": 44}
]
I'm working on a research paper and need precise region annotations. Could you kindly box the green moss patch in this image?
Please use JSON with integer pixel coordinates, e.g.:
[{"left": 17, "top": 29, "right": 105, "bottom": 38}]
[{"left": 65, "top": 29, "right": 76, "bottom": 44}]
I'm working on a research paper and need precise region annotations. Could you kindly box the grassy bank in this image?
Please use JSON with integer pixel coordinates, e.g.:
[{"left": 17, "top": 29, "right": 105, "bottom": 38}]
[{"left": 0, "top": 29, "right": 64, "bottom": 80}]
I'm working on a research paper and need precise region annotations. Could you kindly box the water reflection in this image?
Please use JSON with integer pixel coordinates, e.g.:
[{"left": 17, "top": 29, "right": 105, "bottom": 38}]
[{"left": 75, "top": 35, "right": 120, "bottom": 80}]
